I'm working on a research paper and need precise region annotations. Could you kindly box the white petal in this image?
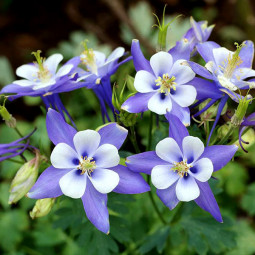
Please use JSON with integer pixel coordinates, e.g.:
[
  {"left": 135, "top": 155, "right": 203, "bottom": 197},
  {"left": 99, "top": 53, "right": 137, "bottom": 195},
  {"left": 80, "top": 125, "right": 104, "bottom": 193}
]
[
  {"left": 94, "top": 51, "right": 106, "bottom": 66},
  {"left": 44, "top": 54, "right": 63, "bottom": 74},
  {"left": 151, "top": 165, "right": 179, "bottom": 189},
  {"left": 32, "top": 79, "right": 56, "bottom": 90},
  {"left": 171, "top": 85, "right": 197, "bottom": 107},
  {"left": 73, "top": 130, "right": 101, "bottom": 158},
  {"left": 176, "top": 175, "right": 200, "bottom": 201},
  {"left": 59, "top": 169, "right": 87, "bottom": 198},
  {"left": 156, "top": 137, "right": 183, "bottom": 163},
  {"left": 93, "top": 144, "right": 120, "bottom": 168},
  {"left": 148, "top": 92, "right": 172, "bottom": 114},
  {"left": 13, "top": 79, "right": 34, "bottom": 87},
  {"left": 189, "top": 158, "right": 213, "bottom": 182},
  {"left": 106, "top": 47, "right": 124, "bottom": 62},
  {"left": 213, "top": 47, "right": 232, "bottom": 68},
  {"left": 170, "top": 60, "right": 195, "bottom": 84},
  {"left": 16, "top": 64, "right": 38, "bottom": 80},
  {"left": 89, "top": 168, "right": 119, "bottom": 194},
  {"left": 134, "top": 70, "right": 157, "bottom": 93},
  {"left": 217, "top": 75, "right": 238, "bottom": 91},
  {"left": 56, "top": 64, "right": 73, "bottom": 77},
  {"left": 150, "top": 51, "right": 173, "bottom": 77},
  {"left": 51, "top": 143, "right": 79, "bottom": 169},
  {"left": 234, "top": 67, "right": 255, "bottom": 80},
  {"left": 182, "top": 136, "right": 205, "bottom": 163}
]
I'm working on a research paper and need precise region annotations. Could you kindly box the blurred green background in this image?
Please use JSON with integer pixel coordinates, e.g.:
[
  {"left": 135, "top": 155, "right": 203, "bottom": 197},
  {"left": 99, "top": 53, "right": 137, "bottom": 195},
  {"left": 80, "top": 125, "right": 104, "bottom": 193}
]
[{"left": 1, "top": 0, "right": 255, "bottom": 254}]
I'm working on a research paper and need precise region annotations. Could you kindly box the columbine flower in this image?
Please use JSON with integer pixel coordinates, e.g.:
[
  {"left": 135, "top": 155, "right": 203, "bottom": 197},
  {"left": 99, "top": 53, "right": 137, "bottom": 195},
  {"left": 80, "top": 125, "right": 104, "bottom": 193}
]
[
  {"left": 0, "top": 129, "right": 35, "bottom": 162},
  {"left": 183, "top": 17, "right": 214, "bottom": 54},
  {"left": 28, "top": 109, "right": 149, "bottom": 233},
  {"left": 75, "top": 43, "right": 131, "bottom": 122},
  {"left": 126, "top": 115, "right": 237, "bottom": 222},
  {"left": 1, "top": 51, "right": 80, "bottom": 125},
  {"left": 122, "top": 40, "right": 197, "bottom": 125},
  {"left": 187, "top": 40, "right": 255, "bottom": 143}
]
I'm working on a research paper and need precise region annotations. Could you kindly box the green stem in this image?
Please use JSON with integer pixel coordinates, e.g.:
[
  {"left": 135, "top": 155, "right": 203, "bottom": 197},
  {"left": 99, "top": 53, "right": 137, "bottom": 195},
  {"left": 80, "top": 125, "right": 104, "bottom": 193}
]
[
  {"left": 129, "top": 126, "right": 140, "bottom": 153},
  {"left": 147, "top": 176, "right": 167, "bottom": 225},
  {"left": 14, "top": 127, "right": 23, "bottom": 138},
  {"left": 147, "top": 112, "right": 153, "bottom": 151},
  {"left": 6, "top": 158, "right": 24, "bottom": 164}
]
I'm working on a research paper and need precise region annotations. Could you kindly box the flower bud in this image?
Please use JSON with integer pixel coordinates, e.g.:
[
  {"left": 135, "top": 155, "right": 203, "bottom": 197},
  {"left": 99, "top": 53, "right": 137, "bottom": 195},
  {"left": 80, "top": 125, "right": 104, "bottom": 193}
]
[
  {"left": 118, "top": 110, "right": 138, "bottom": 127},
  {"left": 153, "top": 6, "right": 182, "bottom": 52},
  {"left": 217, "top": 123, "right": 230, "bottom": 139},
  {"left": 231, "top": 95, "right": 252, "bottom": 126},
  {"left": 0, "top": 105, "right": 16, "bottom": 128},
  {"left": 30, "top": 198, "right": 55, "bottom": 219},
  {"left": 8, "top": 151, "right": 40, "bottom": 204}
]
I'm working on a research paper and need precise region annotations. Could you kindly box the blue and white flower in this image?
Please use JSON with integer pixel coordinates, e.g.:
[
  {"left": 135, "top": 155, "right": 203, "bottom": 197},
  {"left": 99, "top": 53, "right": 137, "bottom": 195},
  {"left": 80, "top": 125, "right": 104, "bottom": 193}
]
[
  {"left": 126, "top": 115, "right": 238, "bottom": 222},
  {"left": 122, "top": 44, "right": 197, "bottom": 123},
  {"left": 1, "top": 51, "right": 80, "bottom": 125},
  {"left": 76, "top": 46, "right": 131, "bottom": 122},
  {"left": 28, "top": 109, "right": 150, "bottom": 233},
  {"left": 188, "top": 40, "right": 255, "bottom": 143}
]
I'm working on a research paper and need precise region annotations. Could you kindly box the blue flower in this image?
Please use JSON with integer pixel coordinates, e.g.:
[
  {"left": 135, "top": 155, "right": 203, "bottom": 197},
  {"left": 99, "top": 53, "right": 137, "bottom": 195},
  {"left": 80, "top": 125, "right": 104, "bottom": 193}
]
[
  {"left": 0, "top": 129, "right": 35, "bottom": 162},
  {"left": 188, "top": 40, "right": 255, "bottom": 143},
  {"left": 28, "top": 109, "right": 150, "bottom": 233},
  {"left": 122, "top": 40, "right": 197, "bottom": 125},
  {"left": 1, "top": 52, "right": 80, "bottom": 126},
  {"left": 183, "top": 17, "right": 214, "bottom": 54},
  {"left": 126, "top": 115, "right": 238, "bottom": 222},
  {"left": 76, "top": 46, "right": 132, "bottom": 122}
]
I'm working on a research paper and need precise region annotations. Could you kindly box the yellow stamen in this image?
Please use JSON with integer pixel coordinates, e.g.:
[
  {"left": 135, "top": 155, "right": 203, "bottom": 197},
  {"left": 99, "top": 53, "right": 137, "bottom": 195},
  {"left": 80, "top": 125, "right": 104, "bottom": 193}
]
[
  {"left": 78, "top": 156, "right": 96, "bottom": 176},
  {"left": 155, "top": 74, "right": 177, "bottom": 95},
  {"left": 80, "top": 40, "right": 97, "bottom": 74},
  {"left": 171, "top": 160, "right": 191, "bottom": 178},
  {"left": 223, "top": 42, "right": 245, "bottom": 79},
  {"left": 31, "top": 50, "right": 52, "bottom": 82}
]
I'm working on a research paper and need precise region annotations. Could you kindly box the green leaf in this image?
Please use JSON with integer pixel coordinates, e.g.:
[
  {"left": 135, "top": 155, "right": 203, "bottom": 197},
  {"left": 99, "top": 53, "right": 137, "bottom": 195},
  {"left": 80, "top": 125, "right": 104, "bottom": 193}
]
[
  {"left": 241, "top": 183, "right": 255, "bottom": 216},
  {"left": 32, "top": 222, "right": 66, "bottom": 246},
  {"left": 0, "top": 56, "right": 15, "bottom": 86},
  {"left": 226, "top": 220, "right": 255, "bottom": 255},
  {"left": 181, "top": 214, "right": 236, "bottom": 254},
  {"left": 139, "top": 226, "right": 170, "bottom": 254},
  {"left": 0, "top": 210, "right": 29, "bottom": 251},
  {"left": 214, "top": 162, "right": 248, "bottom": 196}
]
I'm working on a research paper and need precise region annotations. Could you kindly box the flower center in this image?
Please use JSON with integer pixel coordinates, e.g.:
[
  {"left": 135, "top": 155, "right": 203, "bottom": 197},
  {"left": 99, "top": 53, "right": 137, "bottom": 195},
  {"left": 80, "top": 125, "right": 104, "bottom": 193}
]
[
  {"left": 171, "top": 160, "right": 191, "bottom": 178},
  {"left": 32, "top": 50, "right": 52, "bottom": 83},
  {"left": 80, "top": 40, "right": 98, "bottom": 74},
  {"left": 155, "top": 74, "right": 177, "bottom": 95},
  {"left": 219, "top": 42, "right": 245, "bottom": 80},
  {"left": 78, "top": 156, "right": 96, "bottom": 176}
]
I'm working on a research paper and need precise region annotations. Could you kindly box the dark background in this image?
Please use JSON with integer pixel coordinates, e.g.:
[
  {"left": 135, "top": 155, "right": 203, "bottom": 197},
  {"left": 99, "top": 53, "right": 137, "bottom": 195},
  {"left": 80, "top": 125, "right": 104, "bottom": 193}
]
[{"left": 1, "top": 0, "right": 255, "bottom": 69}]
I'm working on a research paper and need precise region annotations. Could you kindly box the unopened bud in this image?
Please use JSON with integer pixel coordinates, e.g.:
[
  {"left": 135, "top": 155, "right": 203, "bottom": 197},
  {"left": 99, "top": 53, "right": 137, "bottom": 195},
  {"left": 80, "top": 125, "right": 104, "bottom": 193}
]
[
  {"left": 231, "top": 95, "right": 252, "bottom": 126},
  {"left": 118, "top": 110, "right": 138, "bottom": 127},
  {"left": 30, "top": 198, "right": 55, "bottom": 219},
  {"left": 9, "top": 151, "right": 40, "bottom": 204},
  {"left": 0, "top": 105, "right": 16, "bottom": 128},
  {"left": 217, "top": 124, "right": 230, "bottom": 139}
]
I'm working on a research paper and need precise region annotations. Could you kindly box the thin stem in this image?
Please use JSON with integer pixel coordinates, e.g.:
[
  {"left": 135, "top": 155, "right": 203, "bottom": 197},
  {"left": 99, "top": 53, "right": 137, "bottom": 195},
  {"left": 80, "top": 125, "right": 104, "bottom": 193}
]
[
  {"left": 20, "top": 154, "right": 27, "bottom": 162},
  {"left": 129, "top": 126, "right": 140, "bottom": 153},
  {"left": 6, "top": 158, "right": 24, "bottom": 164},
  {"left": 147, "top": 112, "right": 153, "bottom": 151},
  {"left": 147, "top": 175, "right": 167, "bottom": 225},
  {"left": 14, "top": 127, "right": 23, "bottom": 138}
]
